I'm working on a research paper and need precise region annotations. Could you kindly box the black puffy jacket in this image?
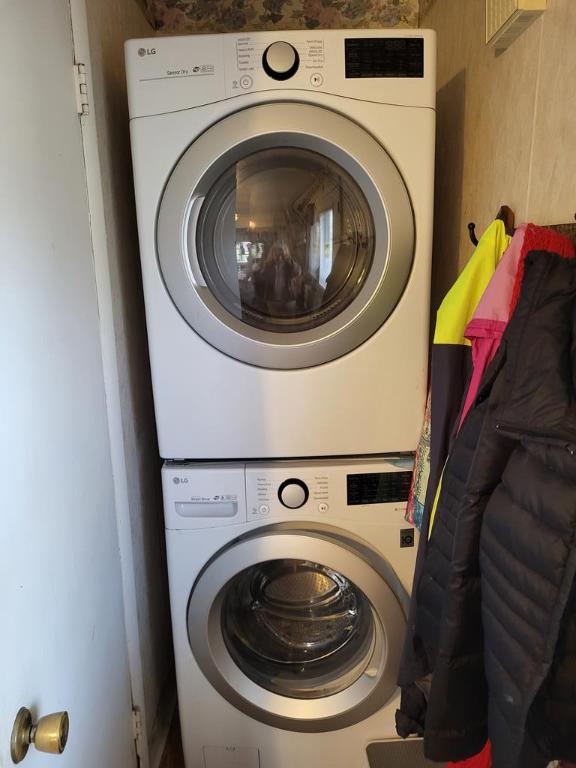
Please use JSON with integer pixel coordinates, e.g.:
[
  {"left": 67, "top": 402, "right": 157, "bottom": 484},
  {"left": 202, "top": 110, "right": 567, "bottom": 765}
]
[{"left": 399, "top": 251, "right": 576, "bottom": 767}]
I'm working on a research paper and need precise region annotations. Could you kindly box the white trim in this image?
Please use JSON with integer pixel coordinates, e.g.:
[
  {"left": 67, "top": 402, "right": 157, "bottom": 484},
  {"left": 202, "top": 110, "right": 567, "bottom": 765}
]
[{"left": 67, "top": 1, "right": 150, "bottom": 765}]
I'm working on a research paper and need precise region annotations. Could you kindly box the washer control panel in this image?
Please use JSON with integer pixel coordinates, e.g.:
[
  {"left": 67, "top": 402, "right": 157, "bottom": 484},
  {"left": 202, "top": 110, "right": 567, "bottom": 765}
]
[
  {"left": 162, "top": 458, "right": 413, "bottom": 530},
  {"left": 246, "top": 466, "right": 330, "bottom": 520},
  {"left": 245, "top": 458, "right": 411, "bottom": 523}
]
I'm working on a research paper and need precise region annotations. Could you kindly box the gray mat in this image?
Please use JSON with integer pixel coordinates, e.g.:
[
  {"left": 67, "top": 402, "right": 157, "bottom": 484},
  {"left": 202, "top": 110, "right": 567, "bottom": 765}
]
[{"left": 367, "top": 739, "right": 439, "bottom": 767}]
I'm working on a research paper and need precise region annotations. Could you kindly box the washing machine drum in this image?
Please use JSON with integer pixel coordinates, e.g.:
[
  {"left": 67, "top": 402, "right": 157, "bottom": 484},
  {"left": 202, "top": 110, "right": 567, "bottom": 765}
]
[
  {"left": 223, "top": 560, "right": 376, "bottom": 699},
  {"left": 157, "top": 103, "right": 415, "bottom": 369},
  {"left": 187, "top": 528, "right": 407, "bottom": 732}
]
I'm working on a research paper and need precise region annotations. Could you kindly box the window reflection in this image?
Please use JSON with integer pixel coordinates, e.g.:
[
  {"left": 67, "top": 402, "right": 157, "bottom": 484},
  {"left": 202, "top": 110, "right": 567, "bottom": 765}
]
[
  {"left": 197, "top": 148, "right": 375, "bottom": 333},
  {"left": 318, "top": 208, "right": 334, "bottom": 288}
]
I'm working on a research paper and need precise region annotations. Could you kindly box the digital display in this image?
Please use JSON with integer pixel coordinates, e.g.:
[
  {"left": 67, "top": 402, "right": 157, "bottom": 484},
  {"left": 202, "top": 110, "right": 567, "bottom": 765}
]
[
  {"left": 347, "top": 471, "right": 412, "bottom": 506},
  {"left": 345, "top": 38, "right": 424, "bottom": 79}
]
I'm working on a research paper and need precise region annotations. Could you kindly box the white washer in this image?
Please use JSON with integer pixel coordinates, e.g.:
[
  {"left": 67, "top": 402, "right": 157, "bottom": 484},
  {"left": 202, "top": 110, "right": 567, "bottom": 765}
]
[
  {"left": 163, "top": 457, "right": 418, "bottom": 768},
  {"left": 126, "top": 30, "right": 436, "bottom": 459}
]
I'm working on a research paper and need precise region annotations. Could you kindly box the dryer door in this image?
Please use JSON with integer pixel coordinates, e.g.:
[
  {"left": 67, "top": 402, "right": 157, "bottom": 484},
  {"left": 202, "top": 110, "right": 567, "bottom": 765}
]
[
  {"left": 187, "top": 527, "right": 407, "bottom": 732},
  {"left": 157, "top": 102, "right": 414, "bottom": 369}
]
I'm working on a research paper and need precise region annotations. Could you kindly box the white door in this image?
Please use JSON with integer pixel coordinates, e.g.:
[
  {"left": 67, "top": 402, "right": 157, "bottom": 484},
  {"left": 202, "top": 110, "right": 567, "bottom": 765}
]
[{"left": 0, "top": 2, "right": 136, "bottom": 767}]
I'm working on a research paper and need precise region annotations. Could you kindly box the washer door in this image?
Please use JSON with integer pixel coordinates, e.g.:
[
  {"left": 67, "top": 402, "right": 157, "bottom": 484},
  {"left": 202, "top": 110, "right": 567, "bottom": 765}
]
[
  {"left": 157, "top": 102, "right": 414, "bottom": 369},
  {"left": 187, "top": 528, "right": 407, "bottom": 732}
]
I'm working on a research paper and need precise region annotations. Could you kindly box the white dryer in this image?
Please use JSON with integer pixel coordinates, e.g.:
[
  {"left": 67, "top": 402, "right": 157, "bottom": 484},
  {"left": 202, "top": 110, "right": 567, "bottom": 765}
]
[
  {"left": 126, "top": 31, "right": 436, "bottom": 459},
  {"left": 162, "top": 457, "right": 418, "bottom": 768}
]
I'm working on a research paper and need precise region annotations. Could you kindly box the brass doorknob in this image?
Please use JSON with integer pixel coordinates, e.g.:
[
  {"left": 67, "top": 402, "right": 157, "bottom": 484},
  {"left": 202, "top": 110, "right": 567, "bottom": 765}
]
[{"left": 11, "top": 707, "right": 69, "bottom": 763}]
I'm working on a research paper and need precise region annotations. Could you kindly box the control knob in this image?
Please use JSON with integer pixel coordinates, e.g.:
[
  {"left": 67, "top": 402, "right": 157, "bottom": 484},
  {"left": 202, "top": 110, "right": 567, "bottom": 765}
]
[
  {"left": 262, "top": 41, "right": 300, "bottom": 81},
  {"left": 278, "top": 478, "right": 309, "bottom": 509}
]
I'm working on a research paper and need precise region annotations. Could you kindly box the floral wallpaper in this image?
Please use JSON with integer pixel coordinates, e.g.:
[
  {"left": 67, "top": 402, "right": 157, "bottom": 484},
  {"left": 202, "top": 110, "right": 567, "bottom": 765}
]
[{"left": 140, "top": 0, "right": 419, "bottom": 34}]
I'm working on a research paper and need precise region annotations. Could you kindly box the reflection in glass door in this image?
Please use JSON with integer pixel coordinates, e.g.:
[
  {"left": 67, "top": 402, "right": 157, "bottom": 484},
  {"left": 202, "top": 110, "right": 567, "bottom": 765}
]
[
  {"left": 318, "top": 208, "right": 334, "bottom": 288},
  {"left": 196, "top": 147, "right": 375, "bottom": 333}
]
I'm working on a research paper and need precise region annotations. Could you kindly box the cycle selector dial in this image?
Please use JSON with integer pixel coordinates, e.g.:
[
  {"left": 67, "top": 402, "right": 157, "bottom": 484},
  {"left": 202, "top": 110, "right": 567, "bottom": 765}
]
[
  {"left": 262, "top": 41, "right": 300, "bottom": 81},
  {"left": 278, "top": 478, "right": 309, "bottom": 509}
]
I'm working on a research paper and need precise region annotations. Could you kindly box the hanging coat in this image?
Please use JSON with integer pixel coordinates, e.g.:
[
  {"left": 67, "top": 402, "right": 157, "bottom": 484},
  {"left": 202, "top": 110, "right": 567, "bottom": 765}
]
[
  {"left": 409, "top": 251, "right": 576, "bottom": 767},
  {"left": 399, "top": 220, "right": 511, "bottom": 690},
  {"left": 400, "top": 225, "right": 576, "bottom": 768}
]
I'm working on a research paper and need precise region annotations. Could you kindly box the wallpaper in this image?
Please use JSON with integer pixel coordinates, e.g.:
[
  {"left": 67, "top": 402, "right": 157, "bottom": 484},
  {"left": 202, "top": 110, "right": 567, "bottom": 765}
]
[{"left": 141, "top": 0, "right": 419, "bottom": 34}]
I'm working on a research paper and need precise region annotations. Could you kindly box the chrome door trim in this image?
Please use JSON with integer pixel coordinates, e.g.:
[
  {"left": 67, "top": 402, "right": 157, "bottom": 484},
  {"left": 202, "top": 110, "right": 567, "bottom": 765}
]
[
  {"left": 157, "top": 102, "right": 414, "bottom": 369},
  {"left": 187, "top": 527, "right": 407, "bottom": 732}
]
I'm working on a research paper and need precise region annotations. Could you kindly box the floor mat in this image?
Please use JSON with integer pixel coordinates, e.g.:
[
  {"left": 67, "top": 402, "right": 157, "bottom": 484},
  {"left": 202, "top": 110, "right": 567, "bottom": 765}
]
[{"left": 367, "top": 739, "right": 439, "bottom": 767}]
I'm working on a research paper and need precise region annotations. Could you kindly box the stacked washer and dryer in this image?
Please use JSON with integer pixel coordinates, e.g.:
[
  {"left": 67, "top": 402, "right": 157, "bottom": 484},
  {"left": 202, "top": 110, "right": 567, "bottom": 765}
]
[{"left": 126, "top": 29, "right": 435, "bottom": 768}]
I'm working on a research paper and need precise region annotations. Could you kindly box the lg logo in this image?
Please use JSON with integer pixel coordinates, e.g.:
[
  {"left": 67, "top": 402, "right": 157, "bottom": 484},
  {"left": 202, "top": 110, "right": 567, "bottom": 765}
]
[
  {"left": 138, "top": 47, "right": 157, "bottom": 57},
  {"left": 172, "top": 477, "right": 189, "bottom": 485}
]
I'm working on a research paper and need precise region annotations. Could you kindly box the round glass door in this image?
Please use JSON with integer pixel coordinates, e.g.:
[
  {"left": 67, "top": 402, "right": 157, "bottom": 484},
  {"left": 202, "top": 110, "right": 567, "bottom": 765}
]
[
  {"left": 187, "top": 528, "right": 407, "bottom": 732},
  {"left": 222, "top": 559, "right": 375, "bottom": 699},
  {"left": 157, "top": 102, "right": 415, "bottom": 369},
  {"left": 196, "top": 148, "right": 375, "bottom": 334}
]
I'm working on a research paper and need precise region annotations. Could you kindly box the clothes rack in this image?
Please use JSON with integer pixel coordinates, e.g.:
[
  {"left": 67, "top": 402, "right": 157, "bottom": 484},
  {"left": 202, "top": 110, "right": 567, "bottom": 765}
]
[{"left": 467, "top": 208, "right": 576, "bottom": 247}]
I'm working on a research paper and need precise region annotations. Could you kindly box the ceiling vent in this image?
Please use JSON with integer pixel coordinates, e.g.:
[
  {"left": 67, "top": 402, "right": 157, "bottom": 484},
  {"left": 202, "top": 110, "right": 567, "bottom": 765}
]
[{"left": 486, "top": 0, "right": 546, "bottom": 50}]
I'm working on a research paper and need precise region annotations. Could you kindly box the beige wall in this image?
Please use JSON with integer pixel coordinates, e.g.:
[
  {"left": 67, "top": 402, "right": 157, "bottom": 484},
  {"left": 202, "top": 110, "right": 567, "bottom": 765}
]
[
  {"left": 422, "top": 0, "right": 576, "bottom": 308},
  {"left": 419, "top": 0, "right": 437, "bottom": 21}
]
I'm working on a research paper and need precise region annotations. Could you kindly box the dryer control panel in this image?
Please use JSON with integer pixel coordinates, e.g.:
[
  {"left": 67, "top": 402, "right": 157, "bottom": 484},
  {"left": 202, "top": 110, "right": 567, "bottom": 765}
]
[
  {"left": 125, "top": 29, "right": 436, "bottom": 119},
  {"left": 162, "top": 457, "right": 413, "bottom": 530}
]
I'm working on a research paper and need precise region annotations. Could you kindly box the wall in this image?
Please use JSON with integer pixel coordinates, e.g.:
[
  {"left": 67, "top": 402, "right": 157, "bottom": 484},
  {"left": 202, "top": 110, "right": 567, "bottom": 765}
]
[
  {"left": 70, "top": 1, "right": 173, "bottom": 766},
  {"left": 141, "top": 0, "right": 418, "bottom": 33},
  {"left": 421, "top": 0, "right": 576, "bottom": 308},
  {"left": 418, "top": 0, "right": 437, "bottom": 21}
]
